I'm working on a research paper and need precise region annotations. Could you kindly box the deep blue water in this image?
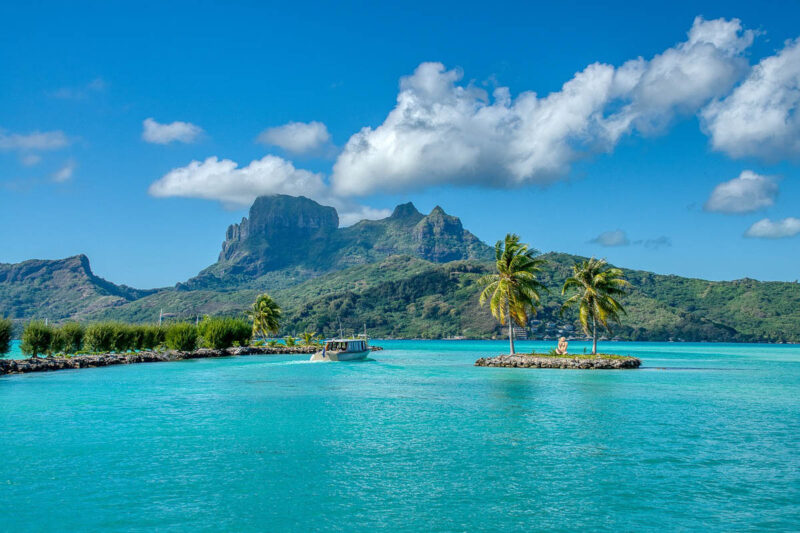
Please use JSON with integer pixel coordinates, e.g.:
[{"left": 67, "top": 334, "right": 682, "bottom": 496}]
[{"left": 1, "top": 340, "right": 799, "bottom": 531}]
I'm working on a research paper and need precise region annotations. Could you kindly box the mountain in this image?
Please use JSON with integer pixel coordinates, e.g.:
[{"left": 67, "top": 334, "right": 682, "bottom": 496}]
[
  {"left": 3, "top": 195, "right": 800, "bottom": 343},
  {"left": 0, "top": 255, "right": 156, "bottom": 323},
  {"left": 82, "top": 252, "right": 800, "bottom": 342},
  {"left": 184, "top": 195, "right": 492, "bottom": 289}
]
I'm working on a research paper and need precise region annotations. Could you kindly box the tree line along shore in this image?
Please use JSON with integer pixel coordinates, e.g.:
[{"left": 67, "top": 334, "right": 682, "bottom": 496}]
[{"left": 0, "top": 293, "right": 315, "bottom": 360}]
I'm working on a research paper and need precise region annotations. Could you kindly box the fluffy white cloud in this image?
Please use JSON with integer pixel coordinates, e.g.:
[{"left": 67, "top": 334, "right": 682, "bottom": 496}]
[
  {"left": 257, "top": 121, "right": 331, "bottom": 154},
  {"left": 332, "top": 17, "right": 753, "bottom": 196},
  {"left": 148, "top": 155, "right": 388, "bottom": 225},
  {"left": 52, "top": 159, "right": 76, "bottom": 182},
  {"left": 745, "top": 217, "right": 800, "bottom": 239},
  {"left": 590, "top": 230, "right": 630, "bottom": 247},
  {"left": 702, "top": 39, "right": 800, "bottom": 160},
  {"left": 0, "top": 129, "right": 70, "bottom": 151},
  {"left": 142, "top": 118, "right": 204, "bottom": 144},
  {"left": 149, "top": 155, "right": 325, "bottom": 205},
  {"left": 704, "top": 170, "right": 778, "bottom": 213}
]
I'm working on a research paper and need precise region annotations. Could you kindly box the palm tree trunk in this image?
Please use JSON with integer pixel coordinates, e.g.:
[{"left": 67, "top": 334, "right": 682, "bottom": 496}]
[
  {"left": 507, "top": 302, "right": 515, "bottom": 355},
  {"left": 592, "top": 315, "right": 597, "bottom": 355}
]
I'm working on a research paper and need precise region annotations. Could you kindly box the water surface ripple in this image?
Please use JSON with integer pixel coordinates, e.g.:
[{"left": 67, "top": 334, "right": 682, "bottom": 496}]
[{"left": 1, "top": 340, "right": 798, "bottom": 531}]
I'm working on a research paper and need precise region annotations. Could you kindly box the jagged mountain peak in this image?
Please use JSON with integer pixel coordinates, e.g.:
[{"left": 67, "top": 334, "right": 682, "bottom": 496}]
[
  {"left": 185, "top": 194, "right": 493, "bottom": 289},
  {"left": 389, "top": 202, "right": 423, "bottom": 221}
]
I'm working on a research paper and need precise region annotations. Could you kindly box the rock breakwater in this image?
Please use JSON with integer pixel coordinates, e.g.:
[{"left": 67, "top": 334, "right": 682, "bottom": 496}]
[
  {"left": 1, "top": 345, "right": 383, "bottom": 376},
  {"left": 475, "top": 354, "right": 641, "bottom": 370}
]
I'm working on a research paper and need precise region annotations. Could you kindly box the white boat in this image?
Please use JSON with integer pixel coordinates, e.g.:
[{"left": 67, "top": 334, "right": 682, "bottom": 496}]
[{"left": 310, "top": 337, "right": 370, "bottom": 362}]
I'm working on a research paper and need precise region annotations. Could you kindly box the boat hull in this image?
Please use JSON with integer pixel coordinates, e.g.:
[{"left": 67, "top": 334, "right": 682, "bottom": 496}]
[{"left": 310, "top": 349, "right": 370, "bottom": 362}]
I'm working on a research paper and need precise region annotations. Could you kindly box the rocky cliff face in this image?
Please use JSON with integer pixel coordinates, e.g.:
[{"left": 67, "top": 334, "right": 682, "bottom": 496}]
[
  {"left": 412, "top": 206, "right": 488, "bottom": 262},
  {"left": 220, "top": 195, "right": 338, "bottom": 263},
  {"left": 210, "top": 195, "right": 339, "bottom": 281},
  {"left": 187, "top": 195, "right": 492, "bottom": 289}
]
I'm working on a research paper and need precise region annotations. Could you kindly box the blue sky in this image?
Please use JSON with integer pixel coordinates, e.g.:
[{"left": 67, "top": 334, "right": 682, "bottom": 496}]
[{"left": 2, "top": 1, "right": 799, "bottom": 287}]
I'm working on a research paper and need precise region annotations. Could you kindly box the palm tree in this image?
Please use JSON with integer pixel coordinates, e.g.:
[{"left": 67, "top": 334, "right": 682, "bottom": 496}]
[
  {"left": 478, "top": 234, "right": 547, "bottom": 355},
  {"left": 561, "top": 257, "right": 629, "bottom": 354},
  {"left": 300, "top": 331, "right": 319, "bottom": 346},
  {"left": 249, "top": 293, "right": 281, "bottom": 340}
]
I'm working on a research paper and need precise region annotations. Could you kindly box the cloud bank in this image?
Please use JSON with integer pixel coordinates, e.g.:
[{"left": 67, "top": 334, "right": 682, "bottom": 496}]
[
  {"left": 331, "top": 17, "right": 754, "bottom": 196},
  {"left": 745, "top": 217, "right": 800, "bottom": 239},
  {"left": 702, "top": 39, "right": 800, "bottom": 161},
  {"left": 590, "top": 230, "right": 630, "bottom": 247},
  {"left": 704, "top": 170, "right": 778, "bottom": 213},
  {"left": 148, "top": 155, "right": 388, "bottom": 226},
  {"left": 257, "top": 121, "right": 331, "bottom": 155},
  {"left": 0, "top": 129, "right": 70, "bottom": 152},
  {"left": 142, "top": 118, "right": 204, "bottom": 144},
  {"left": 590, "top": 230, "right": 672, "bottom": 249}
]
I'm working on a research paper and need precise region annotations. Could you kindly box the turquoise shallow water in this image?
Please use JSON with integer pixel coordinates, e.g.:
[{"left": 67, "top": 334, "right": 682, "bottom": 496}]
[{"left": 1, "top": 340, "right": 799, "bottom": 531}]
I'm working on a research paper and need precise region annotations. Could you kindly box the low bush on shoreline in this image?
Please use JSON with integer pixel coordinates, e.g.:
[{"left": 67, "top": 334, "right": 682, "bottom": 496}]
[
  {"left": 19, "top": 321, "right": 172, "bottom": 357},
  {"left": 0, "top": 318, "right": 12, "bottom": 355},
  {"left": 198, "top": 316, "right": 251, "bottom": 349},
  {"left": 13, "top": 314, "right": 278, "bottom": 358},
  {"left": 20, "top": 321, "right": 53, "bottom": 357},
  {"left": 526, "top": 352, "right": 635, "bottom": 360},
  {"left": 165, "top": 323, "right": 198, "bottom": 351}
]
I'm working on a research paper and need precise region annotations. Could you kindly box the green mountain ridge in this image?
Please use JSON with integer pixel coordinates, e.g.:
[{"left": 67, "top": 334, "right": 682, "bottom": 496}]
[
  {"left": 2, "top": 195, "right": 799, "bottom": 342},
  {"left": 0, "top": 254, "right": 157, "bottom": 322}
]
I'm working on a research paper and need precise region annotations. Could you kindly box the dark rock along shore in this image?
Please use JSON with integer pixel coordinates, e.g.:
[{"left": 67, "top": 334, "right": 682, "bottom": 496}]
[
  {"left": 0, "top": 345, "right": 384, "bottom": 376},
  {"left": 475, "top": 354, "right": 641, "bottom": 369}
]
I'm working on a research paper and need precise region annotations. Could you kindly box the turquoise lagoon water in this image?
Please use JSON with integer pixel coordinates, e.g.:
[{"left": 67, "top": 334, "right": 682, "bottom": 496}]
[
  {"left": 1, "top": 340, "right": 799, "bottom": 531},
  {"left": 4, "top": 339, "right": 22, "bottom": 358}
]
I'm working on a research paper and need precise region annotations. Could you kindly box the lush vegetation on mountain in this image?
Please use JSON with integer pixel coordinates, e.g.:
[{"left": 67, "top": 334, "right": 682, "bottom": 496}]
[{"left": 2, "top": 195, "right": 799, "bottom": 343}]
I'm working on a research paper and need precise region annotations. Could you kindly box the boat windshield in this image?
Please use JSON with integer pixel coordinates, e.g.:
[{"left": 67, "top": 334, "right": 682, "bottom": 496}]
[{"left": 324, "top": 340, "right": 367, "bottom": 351}]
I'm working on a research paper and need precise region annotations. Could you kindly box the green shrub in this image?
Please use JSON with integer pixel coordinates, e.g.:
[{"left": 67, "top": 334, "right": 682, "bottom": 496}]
[
  {"left": 112, "top": 323, "right": 135, "bottom": 352},
  {"left": 165, "top": 323, "right": 198, "bottom": 351},
  {"left": 21, "top": 321, "right": 53, "bottom": 357},
  {"left": 50, "top": 328, "right": 68, "bottom": 354},
  {"left": 84, "top": 322, "right": 118, "bottom": 353},
  {"left": 0, "top": 318, "right": 13, "bottom": 355},
  {"left": 284, "top": 335, "right": 296, "bottom": 347},
  {"left": 60, "top": 323, "right": 85, "bottom": 353},
  {"left": 141, "top": 325, "right": 166, "bottom": 350},
  {"left": 198, "top": 317, "right": 251, "bottom": 349},
  {"left": 127, "top": 325, "right": 145, "bottom": 350}
]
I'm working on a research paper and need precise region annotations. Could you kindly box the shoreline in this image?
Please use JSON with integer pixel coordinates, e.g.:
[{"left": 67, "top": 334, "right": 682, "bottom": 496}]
[
  {"left": 475, "top": 353, "right": 641, "bottom": 369},
  {"left": 0, "top": 345, "right": 384, "bottom": 376}
]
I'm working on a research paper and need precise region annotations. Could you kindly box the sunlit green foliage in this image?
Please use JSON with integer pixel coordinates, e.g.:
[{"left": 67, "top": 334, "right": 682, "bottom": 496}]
[
  {"left": 561, "top": 258, "right": 630, "bottom": 354},
  {"left": 21, "top": 321, "right": 53, "bottom": 357},
  {"left": 198, "top": 316, "right": 251, "bottom": 349},
  {"left": 478, "top": 234, "right": 547, "bottom": 354},
  {"left": 165, "top": 323, "right": 198, "bottom": 351},
  {"left": 300, "top": 331, "right": 320, "bottom": 346},
  {"left": 84, "top": 323, "right": 120, "bottom": 352},
  {"left": 0, "top": 318, "right": 13, "bottom": 355}
]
